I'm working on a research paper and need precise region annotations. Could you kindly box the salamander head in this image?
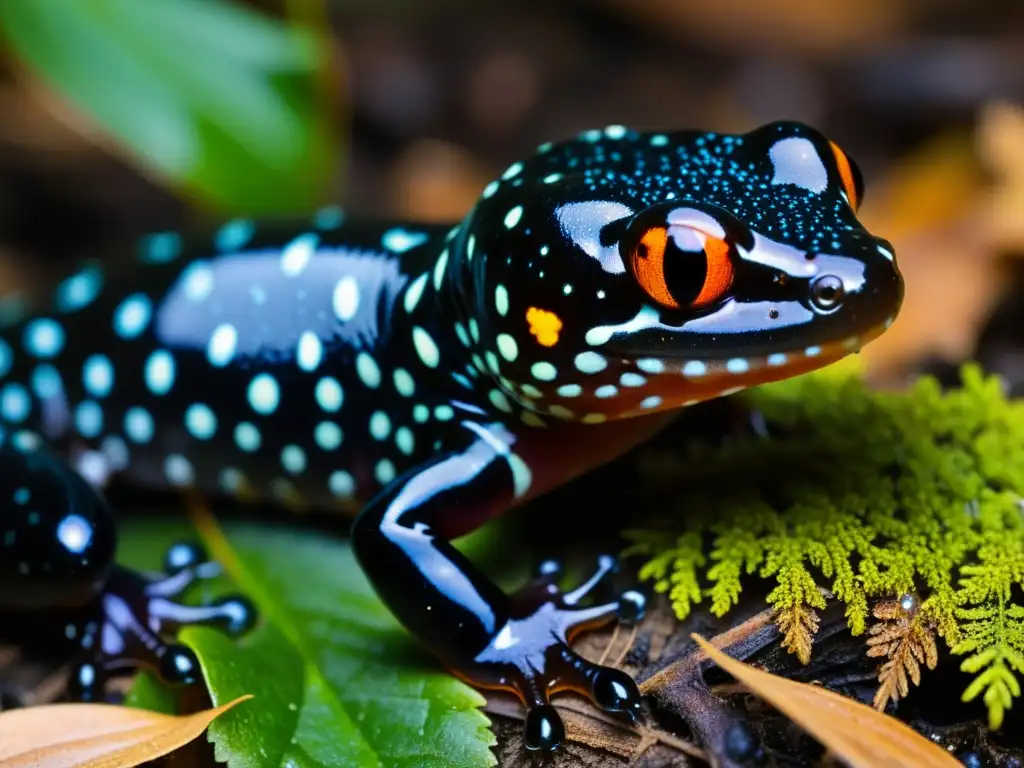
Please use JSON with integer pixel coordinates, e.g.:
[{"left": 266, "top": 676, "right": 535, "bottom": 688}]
[{"left": 454, "top": 121, "right": 903, "bottom": 423}]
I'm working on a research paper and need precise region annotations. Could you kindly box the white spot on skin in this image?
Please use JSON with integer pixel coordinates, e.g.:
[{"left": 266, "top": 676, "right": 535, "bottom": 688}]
[
  {"left": 455, "top": 323, "right": 471, "bottom": 348},
  {"left": 375, "top": 458, "right": 396, "bottom": 485},
  {"left": 234, "top": 422, "right": 261, "bottom": 452},
  {"left": 207, "top": 323, "right": 238, "bottom": 368},
  {"left": 329, "top": 470, "right": 356, "bottom": 497},
  {"left": 23, "top": 319, "right": 65, "bottom": 359},
  {"left": 495, "top": 285, "right": 509, "bottom": 317},
  {"left": 489, "top": 390, "right": 512, "bottom": 413},
  {"left": 413, "top": 327, "right": 440, "bottom": 368},
  {"left": 281, "top": 232, "right": 318, "bottom": 277},
  {"left": 185, "top": 403, "right": 217, "bottom": 440},
  {"left": 636, "top": 358, "right": 665, "bottom": 374},
  {"left": 620, "top": 372, "right": 646, "bottom": 387},
  {"left": 369, "top": 411, "right": 391, "bottom": 440},
  {"left": 501, "top": 162, "right": 523, "bottom": 180},
  {"left": 504, "top": 206, "right": 523, "bottom": 229},
  {"left": 556, "top": 201, "right": 633, "bottom": 274},
  {"left": 393, "top": 368, "right": 415, "bottom": 397},
  {"left": 574, "top": 351, "right": 607, "bottom": 374},
  {"left": 315, "top": 377, "right": 344, "bottom": 411},
  {"left": 56, "top": 514, "right": 92, "bottom": 554},
  {"left": 767, "top": 353, "right": 788, "bottom": 366},
  {"left": 585, "top": 306, "right": 660, "bottom": 346},
  {"left": 395, "top": 426, "right": 415, "bottom": 455},
  {"left": 315, "top": 421, "right": 343, "bottom": 450},
  {"left": 469, "top": 319, "right": 480, "bottom": 343},
  {"left": 877, "top": 244, "right": 895, "bottom": 261},
  {"left": 296, "top": 331, "right": 324, "bottom": 372},
  {"left": 769, "top": 136, "right": 828, "bottom": 194},
  {"left": 82, "top": 354, "right": 114, "bottom": 398},
  {"left": 382, "top": 228, "right": 428, "bottom": 253},
  {"left": 543, "top": 173, "right": 562, "bottom": 184},
  {"left": 1, "top": 383, "right": 30, "bottom": 422},
  {"left": 433, "top": 249, "right": 449, "bottom": 291},
  {"left": 164, "top": 454, "right": 194, "bottom": 486},
  {"left": 356, "top": 353, "right": 381, "bottom": 388},
  {"left": 726, "top": 358, "right": 750, "bottom": 374},
  {"left": 247, "top": 373, "right": 280, "bottom": 415},
  {"left": 805, "top": 345, "right": 821, "bottom": 357},
  {"left": 481, "top": 181, "right": 499, "bottom": 199},
  {"left": 641, "top": 395, "right": 663, "bottom": 409},
  {"left": 124, "top": 407, "right": 154, "bottom": 444},
  {"left": 332, "top": 276, "right": 360, "bottom": 322},
  {"left": 683, "top": 360, "right": 707, "bottom": 377},
  {"left": 556, "top": 384, "right": 582, "bottom": 398},
  {"left": 595, "top": 384, "right": 618, "bottom": 398},
  {"left": 144, "top": 350, "right": 176, "bottom": 395},
  {"left": 113, "top": 294, "right": 152, "bottom": 339},
  {"left": 404, "top": 273, "right": 428, "bottom": 313},
  {"left": 497, "top": 334, "right": 518, "bottom": 362},
  {"left": 508, "top": 453, "right": 532, "bottom": 498},
  {"left": 413, "top": 404, "right": 429, "bottom": 423},
  {"left": 604, "top": 124, "right": 627, "bottom": 139},
  {"left": 281, "top": 445, "right": 306, "bottom": 474},
  {"left": 181, "top": 262, "right": 215, "bottom": 302},
  {"left": 434, "top": 404, "right": 454, "bottom": 421},
  {"left": 56, "top": 267, "right": 103, "bottom": 313},
  {"left": 531, "top": 362, "right": 557, "bottom": 381}
]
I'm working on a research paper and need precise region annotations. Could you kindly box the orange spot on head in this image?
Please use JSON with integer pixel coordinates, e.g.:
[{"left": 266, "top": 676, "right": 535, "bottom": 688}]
[
  {"left": 829, "top": 141, "right": 859, "bottom": 210},
  {"left": 527, "top": 307, "right": 563, "bottom": 347}
]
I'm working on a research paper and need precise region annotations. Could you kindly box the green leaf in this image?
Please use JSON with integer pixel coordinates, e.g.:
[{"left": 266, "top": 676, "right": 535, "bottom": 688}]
[
  {"left": 0, "top": 0, "right": 340, "bottom": 213},
  {"left": 122, "top": 517, "right": 496, "bottom": 768}
]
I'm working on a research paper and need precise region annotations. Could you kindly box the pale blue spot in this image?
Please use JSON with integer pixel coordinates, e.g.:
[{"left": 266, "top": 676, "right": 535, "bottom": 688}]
[
  {"left": 281, "top": 232, "right": 319, "bottom": 277},
  {"left": 280, "top": 445, "right": 306, "bottom": 474},
  {"left": 181, "top": 262, "right": 215, "bottom": 302},
  {"left": 314, "top": 421, "right": 343, "bottom": 451},
  {"left": 501, "top": 162, "right": 523, "bottom": 180},
  {"left": 247, "top": 373, "right": 280, "bottom": 415},
  {"left": 234, "top": 422, "right": 261, "bottom": 452},
  {"left": 56, "top": 514, "right": 92, "bottom": 554},
  {"left": 495, "top": 285, "right": 509, "bottom": 317},
  {"left": 332, "top": 276, "right": 360, "bottom": 321},
  {"left": 636, "top": 358, "right": 665, "bottom": 374},
  {"left": 650, "top": 134, "right": 669, "bottom": 147},
  {"left": 13, "top": 487, "right": 29, "bottom": 505},
  {"left": 489, "top": 390, "right": 512, "bottom": 413},
  {"left": 433, "top": 249, "right": 449, "bottom": 291},
  {"left": 767, "top": 353, "right": 788, "bottom": 366},
  {"left": 412, "top": 327, "right": 439, "bottom": 368},
  {"left": 504, "top": 206, "right": 523, "bottom": 229},
  {"left": 82, "top": 354, "right": 114, "bottom": 398},
  {"left": 144, "top": 350, "right": 176, "bottom": 395},
  {"left": 356, "top": 353, "right": 381, "bottom": 389},
  {"left": 74, "top": 400, "right": 103, "bottom": 438},
  {"left": 595, "top": 384, "right": 618, "bottom": 398},
  {"left": 23, "top": 318, "right": 65, "bottom": 359},
  {"left": 620, "top": 372, "right": 646, "bottom": 387},
  {"left": 469, "top": 319, "right": 480, "bottom": 343},
  {"left": 124, "top": 407, "right": 154, "bottom": 444},
  {"left": 164, "top": 454, "right": 194, "bottom": 486},
  {"left": 413, "top": 404, "right": 429, "bottom": 423},
  {"left": 329, "top": 470, "right": 355, "bottom": 497},
  {"left": 726, "top": 358, "right": 749, "bottom": 374},
  {"left": 382, "top": 228, "right": 428, "bottom": 253},
  {"left": 139, "top": 232, "right": 181, "bottom": 263},
  {"left": 574, "top": 351, "right": 606, "bottom": 374},
  {"left": 185, "top": 403, "right": 217, "bottom": 439},
  {"left": 481, "top": 180, "right": 499, "bottom": 199},
  {"left": 56, "top": 266, "right": 103, "bottom": 312},
  {"left": 604, "top": 124, "right": 627, "bottom": 139},
  {"left": 531, "top": 362, "right": 557, "bottom": 381},
  {"left": 375, "top": 458, "right": 396, "bottom": 485},
  {"left": 641, "top": 395, "right": 663, "bottom": 409},
  {"left": 543, "top": 173, "right": 563, "bottom": 184},
  {"left": 403, "top": 273, "right": 428, "bottom": 314},
  {"left": 215, "top": 219, "right": 255, "bottom": 251},
  {"left": 113, "top": 294, "right": 152, "bottom": 340},
  {"left": 313, "top": 205, "right": 344, "bottom": 230},
  {"left": 315, "top": 377, "right": 344, "bottom": 411},
  {"left": 557, "top": 384, "right": 582, "bottom": 398},
  {"left": 1, "top": 383, "right": 30, "bottom": 422},
  {"left": 393, "top": 368, "right": 415, "bottom": 397},
  {"left": 30, "top": 365, "right": 62, "bottom": 399},
  {"left": 207, "top": 323, "right": 238, "bottom": 367},
  {"left": 682, "top": 360, "right": 707, "bottom": 377},
  {"left": 369, "top": 411, "right": 391, "bottom": 440},
  {"left": 296, "top": 330, "right": 323, "bottom": 372},
  {"left": 434, "top": 404, "right": 454, "bottom": 421},
  {"left": 805, "top": 346, "right": 821, "bottom": 357}
]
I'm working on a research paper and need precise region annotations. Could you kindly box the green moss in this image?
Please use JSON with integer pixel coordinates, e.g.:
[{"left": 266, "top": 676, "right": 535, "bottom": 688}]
[{"left": 623, "top": 362, "right": 1024, "bottom": 727}]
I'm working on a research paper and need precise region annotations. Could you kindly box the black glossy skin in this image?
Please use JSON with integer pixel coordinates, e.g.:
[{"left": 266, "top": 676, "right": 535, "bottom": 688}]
[
  {"left": 0, "top": 441, "right": 254, "bottom": 700},
  {"left": 0, "top": 121, "right": 902, "bottom": 748}
]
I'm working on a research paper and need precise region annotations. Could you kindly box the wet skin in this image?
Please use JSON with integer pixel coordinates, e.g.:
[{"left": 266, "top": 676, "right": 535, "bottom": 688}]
[{"left": 0, "top": 121, "right": 902, "bottom": 748}]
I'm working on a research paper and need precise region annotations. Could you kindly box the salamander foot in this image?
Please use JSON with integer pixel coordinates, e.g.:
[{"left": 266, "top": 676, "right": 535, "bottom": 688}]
[
  {"left": 468, "top": 556, "right": 647, "bottom": 751},
  {"left": 65, "top": 541, "right": 256, "bottom": 701}
]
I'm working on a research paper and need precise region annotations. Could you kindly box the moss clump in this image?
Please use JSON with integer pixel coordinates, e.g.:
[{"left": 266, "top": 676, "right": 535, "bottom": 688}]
[{"left": 624, "top": 363, "right": 1024, "bottom": 727}]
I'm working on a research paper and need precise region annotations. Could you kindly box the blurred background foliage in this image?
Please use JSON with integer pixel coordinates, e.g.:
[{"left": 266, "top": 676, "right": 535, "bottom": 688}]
[{"left": 0, "top": 0, "right": 1019, "bottom": 383}]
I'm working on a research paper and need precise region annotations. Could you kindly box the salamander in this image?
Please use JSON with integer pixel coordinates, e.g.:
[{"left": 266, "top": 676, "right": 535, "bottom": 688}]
[{"left": 0, "top": 121, "right": 903, "bottom": 749}]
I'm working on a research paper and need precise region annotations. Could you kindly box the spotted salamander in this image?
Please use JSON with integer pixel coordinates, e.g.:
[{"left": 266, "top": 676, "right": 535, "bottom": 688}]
[{"left": 0, "top": 121, "right": 902, "bottom": 749}]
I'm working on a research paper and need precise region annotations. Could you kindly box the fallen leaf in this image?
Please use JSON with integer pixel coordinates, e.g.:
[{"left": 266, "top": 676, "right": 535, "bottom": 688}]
[
  {"left": 692, "top": 634, "right": 960, "bottom": 768},
  {"left": 0, "top": 695, "right": 250, "bottom": 768}
]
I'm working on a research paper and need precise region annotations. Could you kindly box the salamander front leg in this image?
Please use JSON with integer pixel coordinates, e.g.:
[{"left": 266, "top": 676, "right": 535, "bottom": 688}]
[
  {"left": 351, "top": 428, "right": 644, "bottom": 751},
  {"left": 67, "top": 542, "right": 256, "bottom": 701}
]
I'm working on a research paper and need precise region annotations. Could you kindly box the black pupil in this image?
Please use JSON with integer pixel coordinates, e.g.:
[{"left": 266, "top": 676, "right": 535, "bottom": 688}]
[
  {"left": 811, "top": 275, "right": 844, "bottom": 309},
  {"left": 660, "top": 231, "right": 708, "bottom": 307}
]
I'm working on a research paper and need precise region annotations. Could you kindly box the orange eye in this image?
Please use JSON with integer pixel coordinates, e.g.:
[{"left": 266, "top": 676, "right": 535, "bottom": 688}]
[
  {"left": 628, "top": 224, "right": 735, "bottom": 311},
  {"left": 829, "top": 141, "right": 863, "bottom": 211}
]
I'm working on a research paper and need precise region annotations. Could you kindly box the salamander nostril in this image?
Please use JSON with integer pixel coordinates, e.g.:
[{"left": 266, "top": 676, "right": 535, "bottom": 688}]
[{"left": 810, "top": 274, "right": 844, "bottom": 311}]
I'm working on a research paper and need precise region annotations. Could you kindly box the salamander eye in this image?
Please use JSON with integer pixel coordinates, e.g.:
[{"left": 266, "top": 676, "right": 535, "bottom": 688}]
[
  {"left": 625, "top": 220, "right": 736, "bottom": 311},
  {"left": 829, "top": 141, "right": 865, "bottom": 211}
]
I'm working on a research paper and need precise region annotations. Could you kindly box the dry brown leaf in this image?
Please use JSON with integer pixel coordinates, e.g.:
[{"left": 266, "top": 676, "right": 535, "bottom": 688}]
[
  {"left": 0, "top": 695, "right": 251, "bottom": 768},
  {"left": 867, "top": 596, "right": 939, "bottom": 712},
  {"left": 776, "top": 602, "right": 819, "bottom": 665},
  {"left": 692, "top": 634, "right": 960, "bottom": 768}
]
